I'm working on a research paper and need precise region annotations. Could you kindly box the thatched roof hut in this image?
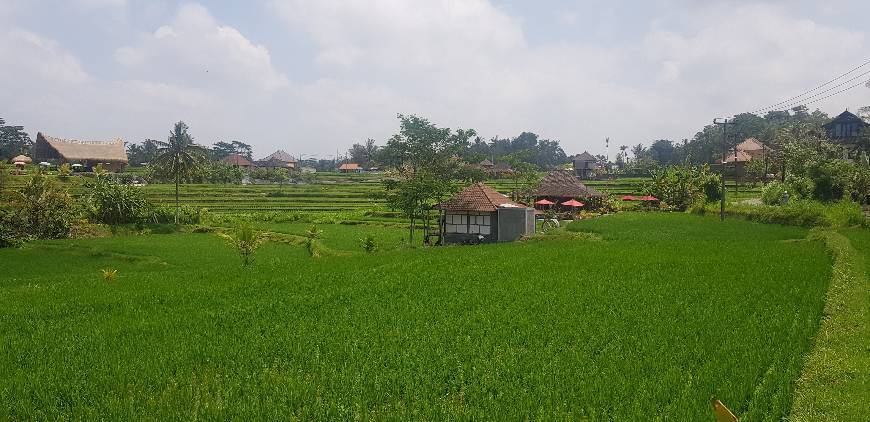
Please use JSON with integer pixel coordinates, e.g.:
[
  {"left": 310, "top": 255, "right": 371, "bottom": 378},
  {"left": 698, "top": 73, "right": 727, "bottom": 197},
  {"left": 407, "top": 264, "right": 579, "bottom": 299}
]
[
  {"left": 11, "top": 154, "right": 32, "bottom": 164},
  {"left": 533, "top": 169, "right": 605, "bottom": 199},
  {"left": 33, "top": 133, "right": 128, "bottom": 171}
]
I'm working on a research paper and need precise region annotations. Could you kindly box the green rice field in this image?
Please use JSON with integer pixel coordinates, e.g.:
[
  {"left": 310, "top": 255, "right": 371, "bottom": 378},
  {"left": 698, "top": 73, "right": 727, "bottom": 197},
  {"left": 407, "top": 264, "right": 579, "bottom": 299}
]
[{"left": 0, "top": 213, "right": 831, "bottom": 419}]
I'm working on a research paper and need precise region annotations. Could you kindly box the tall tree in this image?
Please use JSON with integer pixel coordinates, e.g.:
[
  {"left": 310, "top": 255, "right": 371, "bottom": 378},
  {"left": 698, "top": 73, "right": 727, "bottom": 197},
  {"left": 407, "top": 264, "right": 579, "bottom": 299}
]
[
  {"left": 0, "top": 118, "right": 32, "bottom": 160},
  {"left": 153, "top": 122, "right": 207, "bottom": 224},
  {"left": 381, "top": 114, "right": 475, "bottom": 243}
]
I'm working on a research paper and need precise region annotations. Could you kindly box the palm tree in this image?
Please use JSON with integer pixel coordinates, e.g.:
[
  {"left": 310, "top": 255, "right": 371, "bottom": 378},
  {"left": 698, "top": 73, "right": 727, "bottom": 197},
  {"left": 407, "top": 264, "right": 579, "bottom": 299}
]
[{"left": 153, "top": 121, "right": 206, "bottom": 224}]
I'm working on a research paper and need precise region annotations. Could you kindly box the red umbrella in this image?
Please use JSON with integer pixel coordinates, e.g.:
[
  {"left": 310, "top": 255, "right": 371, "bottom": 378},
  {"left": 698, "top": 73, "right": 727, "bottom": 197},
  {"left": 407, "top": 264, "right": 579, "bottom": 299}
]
[
  {"left": 621, "top": 195, "right": 637, "bottom": 201},
  {"left": 561, "top": 199, "right": 585, "bottom": 207},
  {"left": 534, "top": 199, "right": 555, "bottom": 205},
  {"left": 639, "top": 195, "right": 659, "bottom": 201}
]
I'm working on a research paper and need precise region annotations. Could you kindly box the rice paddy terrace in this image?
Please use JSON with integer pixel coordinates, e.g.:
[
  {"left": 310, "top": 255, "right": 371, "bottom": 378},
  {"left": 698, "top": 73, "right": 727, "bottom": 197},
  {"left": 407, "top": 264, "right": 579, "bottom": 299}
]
[
  {"left": 3, "top": 171, "right": 760, "bottom": 214},
  {"left": 0, "top": 213, "right": 836, "bottom": 419}
]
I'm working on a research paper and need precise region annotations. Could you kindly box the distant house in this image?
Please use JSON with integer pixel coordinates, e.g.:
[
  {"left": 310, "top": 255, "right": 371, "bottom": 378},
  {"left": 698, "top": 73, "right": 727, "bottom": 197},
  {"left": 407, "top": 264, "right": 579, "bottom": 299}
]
[
  {"left": 572, "top": 151, "right": 597, "bottom": 179},
  {"left": 724, "top": 138, "right": 768, "bottom": 163},
  {"left": 824, "top": 110, "right": 869, "bottom": 141},
  {"left": 489, "top": 162, "right": 515, "bottom": 178},
  {"left": 221, "top": 154, "right": 252, "bottom": 168},
  {"left": 33, "top": 132, "right": 128, "bottom": 172},
  {"left": 256, "top": 150, "right": 297, "bottom": 168},
  {"left": 532, "top": 169, "right": 605, "bottom": 208},
  {"left": 435, "top": 182, "right": 534, "bottom": 244},
  {"left": 338, "top": 163, "right": 362, "bottom": 173},
  {"left": 479, "top": 158, "right": 494, "bottom": 168}
]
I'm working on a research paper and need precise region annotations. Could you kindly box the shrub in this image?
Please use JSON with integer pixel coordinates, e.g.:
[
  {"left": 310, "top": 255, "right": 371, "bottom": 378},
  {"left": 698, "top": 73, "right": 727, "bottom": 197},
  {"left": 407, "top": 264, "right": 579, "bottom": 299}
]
[
  {"left": 643, "top": 164, "right": 720, "bottom": 210},
  {"left": 8, "top": 173, "right": 78, "bottom": 239},
  {"left": 0, "top": 211, "right": 23, "bottom": 248},
  {"left": 57, "top": 163, "right": 72, "bottom": 181},
  {"left": 360, "top": 234, "right": 377, "bottom": 253},
  {"left": 218, "top": 223, "right": 264, "bottom": 266},
  {"left": 305, "top": 225, "right": 324, "bottom": 257},
  {"left": 86, "top": 178, "right": 153, "bottom": 225},
  {"left": 761, "top": 181, "right": 788, "bottom": 205},
  {"left": 690, "top": 200, "right": 864, "bottom": 228}
]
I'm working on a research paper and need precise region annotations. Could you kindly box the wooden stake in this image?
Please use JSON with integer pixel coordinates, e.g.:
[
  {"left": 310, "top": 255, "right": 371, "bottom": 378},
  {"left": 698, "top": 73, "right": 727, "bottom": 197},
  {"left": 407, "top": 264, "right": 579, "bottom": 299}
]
[{"left": 710, "top": 398, "right": 738, "bottom": 422}]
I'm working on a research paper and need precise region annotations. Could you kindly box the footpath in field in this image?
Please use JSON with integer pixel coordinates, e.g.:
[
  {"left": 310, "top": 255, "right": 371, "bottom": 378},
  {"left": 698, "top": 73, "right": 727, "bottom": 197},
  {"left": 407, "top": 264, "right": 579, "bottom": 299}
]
[
  {"left": 0, "top": 213, "right": 832, "bottom": 419},
  {"left": 789, "top": 228, "right": 870, "bottom": 421}
]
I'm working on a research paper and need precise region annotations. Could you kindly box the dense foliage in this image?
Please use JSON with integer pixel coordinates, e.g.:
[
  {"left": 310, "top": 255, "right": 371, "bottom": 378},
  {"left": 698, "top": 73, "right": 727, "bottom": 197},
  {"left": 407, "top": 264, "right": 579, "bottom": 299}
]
[
  {"left": 85, "top": 178, "right": 153, "bottom": 225},
  {"left": 4, "top": 173, "right": 77, "bottom": 241},
  {"left": 642, "top": 164, "right": 720, "bottom": 210},
  {"left": 0, "top": 117, "right": 32, "bottom": 161}
]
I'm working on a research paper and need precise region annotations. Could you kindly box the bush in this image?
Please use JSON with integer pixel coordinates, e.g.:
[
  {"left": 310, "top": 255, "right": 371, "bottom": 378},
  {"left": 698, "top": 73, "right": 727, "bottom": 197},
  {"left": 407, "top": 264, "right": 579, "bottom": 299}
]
[
  {"left": 690, "top": 200, "right": 864, "bottom": 228},
  {"left": 360, "top": 234, "right": 378, "bottom": 253},
  {"left": 0, "top": 211, "right": 23, "bottom": 248},
  {"left": 761, "top": 181, "right": 788, "bottom": 205},
  {"left": 86, "top": 178, "right": 153, "bottom": 225},
  {"left": 8, "top": 173, "right": 78, "bottom": 239},
  {"left": 218, "top": 223, "right": 264, "bottom": 266},
  {"left": 643, "top": 164, "right": 721, "bottom": 211}
]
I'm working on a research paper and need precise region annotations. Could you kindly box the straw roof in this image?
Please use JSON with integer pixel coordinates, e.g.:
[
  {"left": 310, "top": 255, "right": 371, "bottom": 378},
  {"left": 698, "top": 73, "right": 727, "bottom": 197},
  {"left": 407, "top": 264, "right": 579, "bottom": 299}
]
[
  {"left": 36, "top": 133, "right": 127, "bottom": 162},
  {"left": 533, "top": 169, "right": 605, "bottom": 198},
  {"left": 11, "top": 155, "right": 32, "bottom": 163},
  {"left": 261, "top": 150, "right": 297, "bottom": 163},
  {"left": 436, "top": 182, "right": 527, "bottom": 212},
  {"left": 574, "top": 151, "right": 596, "bottom": 161},
  {"left": 222, "top": 154, "right": 252, "bottom": 166},
  {"left": 479, "top": 158, "right": 493, "bottom": 167}
]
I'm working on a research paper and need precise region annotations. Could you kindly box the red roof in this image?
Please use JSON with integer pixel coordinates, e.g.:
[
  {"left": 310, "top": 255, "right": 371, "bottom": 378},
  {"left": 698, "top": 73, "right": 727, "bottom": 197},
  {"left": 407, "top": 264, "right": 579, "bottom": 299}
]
[
  {"left": 222, "top": 154, "right": 252, "bottom": 166},
  {"left": 436, "top": 183, "right": 528, "bottom": 212},
  {"left": 339, "top": 163, "right": 361, "bottom": 170}
]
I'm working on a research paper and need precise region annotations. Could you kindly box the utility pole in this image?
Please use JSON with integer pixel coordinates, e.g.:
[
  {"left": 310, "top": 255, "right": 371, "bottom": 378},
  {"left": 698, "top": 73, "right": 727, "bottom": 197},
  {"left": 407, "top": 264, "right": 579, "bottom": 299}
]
[{"left": 713, "top": 118, "right": 734, "bottom": 221}]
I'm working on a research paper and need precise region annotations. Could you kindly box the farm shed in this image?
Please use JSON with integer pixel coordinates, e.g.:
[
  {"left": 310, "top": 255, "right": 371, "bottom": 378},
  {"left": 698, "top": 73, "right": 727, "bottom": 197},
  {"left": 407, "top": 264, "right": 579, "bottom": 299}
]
[
  {"left": 338, "top": 163, "right": 362, "bottom": 173},
  {"left": 532, "top": 169, "right": 605, "bottom": 209},
  {"left": 572, "top": 151, "right": 598, "bottom": 179},
  {"left": 435, "top": 182, "right": 534, "bottom": 245},
  {"left": 33, "top": 132, "right": 128, "bottom": 172}
]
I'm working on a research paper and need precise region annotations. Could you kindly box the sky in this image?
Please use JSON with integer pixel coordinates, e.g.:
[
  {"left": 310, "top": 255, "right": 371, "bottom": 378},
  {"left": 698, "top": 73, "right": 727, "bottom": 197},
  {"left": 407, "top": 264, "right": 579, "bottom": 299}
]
[{"left": 1, "top": 0, "right": 869, "bottom": 160}]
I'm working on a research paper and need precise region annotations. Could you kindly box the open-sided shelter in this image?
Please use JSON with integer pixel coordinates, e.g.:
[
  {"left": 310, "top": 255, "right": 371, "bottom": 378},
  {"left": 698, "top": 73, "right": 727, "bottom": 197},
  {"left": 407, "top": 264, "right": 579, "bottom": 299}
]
[
  {"left": 33, "top": 132, "right": 128, "bottom": 172},
  {"left": 436, "top": 182, "right": 534, "bottom": 244},
  {"left": 532, "top": 169, "right": 605, "bottom": 209}
]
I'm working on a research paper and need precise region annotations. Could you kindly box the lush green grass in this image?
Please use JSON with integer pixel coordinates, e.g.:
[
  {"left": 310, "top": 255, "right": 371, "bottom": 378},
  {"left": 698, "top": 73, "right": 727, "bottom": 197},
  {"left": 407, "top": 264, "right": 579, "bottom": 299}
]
[
  {"left": 0, "top": 213, "right": 830, "bottom": 419},
  {"left": 790, "top": 228, "right": 870, "bottom": 420}
]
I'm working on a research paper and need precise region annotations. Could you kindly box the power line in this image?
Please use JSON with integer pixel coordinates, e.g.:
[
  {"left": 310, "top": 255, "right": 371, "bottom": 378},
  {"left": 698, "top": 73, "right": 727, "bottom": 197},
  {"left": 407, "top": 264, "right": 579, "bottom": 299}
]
[
  {"left": 794, "top": 78, "right": 870, "bottom": 109},
  {"left": 754, "top": 68, "right": 870, "bottom": 114},
  {"left": 751, "top": 57, "right": 870, "bottom": 114}
]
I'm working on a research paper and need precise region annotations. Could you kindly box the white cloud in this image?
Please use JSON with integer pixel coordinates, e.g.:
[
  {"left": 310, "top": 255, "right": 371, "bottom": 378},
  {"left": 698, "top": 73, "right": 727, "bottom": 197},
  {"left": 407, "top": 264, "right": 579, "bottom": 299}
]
[
  {"left": 73, "top": 0, "right": 127, "bottom": 9},
  {"left": 116, "top": 3, "right": 289, "bottom": 93}
]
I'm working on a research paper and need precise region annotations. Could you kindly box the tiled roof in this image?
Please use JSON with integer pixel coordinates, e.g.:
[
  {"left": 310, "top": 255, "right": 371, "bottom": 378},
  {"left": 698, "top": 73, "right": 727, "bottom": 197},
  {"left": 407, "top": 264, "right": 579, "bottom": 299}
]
[
  {"left": 724, "top": 150, "right": 753, "bottom": 163},
  {"left": 37, "top": 133, "right": 127, "bottom": 162},
  {"left": 222, "top": 154, "right": 252, "bottom": 166},
  {"left": 533, "top": 169, "right": 605, "bottom": 198},
  {"left": 436, "top": 182, "right": 527, "bottom": 212},
  {"left": 736, "top": 138, "right": 765, "bottom": 152},
  {"left": 339, "top": 163, "right": 361, "bottom": 170}
]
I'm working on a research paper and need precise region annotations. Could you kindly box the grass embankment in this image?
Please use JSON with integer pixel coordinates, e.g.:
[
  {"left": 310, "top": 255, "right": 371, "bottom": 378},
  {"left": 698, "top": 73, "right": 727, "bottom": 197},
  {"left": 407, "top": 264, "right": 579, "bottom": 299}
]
[
  {"left": 790, "top": 229, "right": 870, "bottom": 421},
  {"left": 0, "top": 214, "right": 830, "bottom": 419}
]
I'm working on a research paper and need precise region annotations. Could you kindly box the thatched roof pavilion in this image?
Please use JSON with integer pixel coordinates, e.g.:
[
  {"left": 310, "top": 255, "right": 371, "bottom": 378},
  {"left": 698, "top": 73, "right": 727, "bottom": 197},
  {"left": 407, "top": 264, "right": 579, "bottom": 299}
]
[
  {"left": 533, "top": 169, "right": 605, "bottom": 199},
  {"left": 11, "top": 154, "right": 32, "bottom": 164},
  {"left": 33, "top": 132, "right": 128, "bottom": 171}
]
